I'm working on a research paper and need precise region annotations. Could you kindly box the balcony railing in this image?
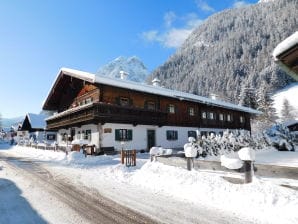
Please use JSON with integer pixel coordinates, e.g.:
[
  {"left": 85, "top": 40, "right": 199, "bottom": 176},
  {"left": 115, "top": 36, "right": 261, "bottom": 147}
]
[{"left": 46, "top": 102, "right": 168, "bottom": 130}]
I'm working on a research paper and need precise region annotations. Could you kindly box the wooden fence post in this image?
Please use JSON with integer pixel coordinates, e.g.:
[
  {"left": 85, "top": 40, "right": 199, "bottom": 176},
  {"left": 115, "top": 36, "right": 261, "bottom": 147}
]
[{"left": 243, "top": 161, "right": 253, "bottom": 183}]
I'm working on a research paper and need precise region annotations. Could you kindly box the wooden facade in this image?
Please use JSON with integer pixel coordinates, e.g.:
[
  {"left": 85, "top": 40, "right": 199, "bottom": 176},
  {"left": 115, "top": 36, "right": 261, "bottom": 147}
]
[{"left": 44, "top": 72, "right": 251, "bottom": 131}]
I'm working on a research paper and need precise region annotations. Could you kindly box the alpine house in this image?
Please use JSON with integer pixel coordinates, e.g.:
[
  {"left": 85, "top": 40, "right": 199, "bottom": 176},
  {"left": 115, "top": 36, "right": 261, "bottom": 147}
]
[{"left": 42, "top": 68, "right": 260, "bottom": 153}]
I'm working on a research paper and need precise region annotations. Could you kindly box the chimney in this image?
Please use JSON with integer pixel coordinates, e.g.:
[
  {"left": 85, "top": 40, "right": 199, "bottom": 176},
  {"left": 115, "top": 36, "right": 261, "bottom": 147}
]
[
  {"left": 152, "top": 78, "right": 161, "bottom": 87},
  {"left": 119, "top": 71, "right": 128, "bottom": 80},
  {"left": 209, "top": 93, "right": 218, "bottom": 100}
]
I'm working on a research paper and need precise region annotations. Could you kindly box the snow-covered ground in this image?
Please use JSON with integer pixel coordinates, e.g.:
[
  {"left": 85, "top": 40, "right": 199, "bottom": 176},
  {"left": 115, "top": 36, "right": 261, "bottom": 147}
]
[
  {"left": 1, "top": 144, "right": 298, "bottom": 224},
  {"left": 273, "top": 83, "right": 298, "bottom": 118}
]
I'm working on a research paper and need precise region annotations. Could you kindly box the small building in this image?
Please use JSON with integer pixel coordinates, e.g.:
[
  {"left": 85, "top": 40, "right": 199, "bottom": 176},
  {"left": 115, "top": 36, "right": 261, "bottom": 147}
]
[
  {"left": 273, "top": 31, "right": 298, "bottom": 81},
  {"left": 19, "top": 113, "right": 56, "bottom": 144},
  {"left": 283, "top": 119, "right": 298, "bottom": 142},
  {"left": 42, "top": 68, "right": 260, "bottom": 153}
]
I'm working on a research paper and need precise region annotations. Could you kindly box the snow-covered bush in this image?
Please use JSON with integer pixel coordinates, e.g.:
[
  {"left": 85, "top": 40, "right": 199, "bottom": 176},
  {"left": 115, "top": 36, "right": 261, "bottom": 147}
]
[
  {"left": 194, "top": 130, "right": 266, "bottom": 157},
  {"left": 263, "top": 123, "right": 295, "bottom": 151}
]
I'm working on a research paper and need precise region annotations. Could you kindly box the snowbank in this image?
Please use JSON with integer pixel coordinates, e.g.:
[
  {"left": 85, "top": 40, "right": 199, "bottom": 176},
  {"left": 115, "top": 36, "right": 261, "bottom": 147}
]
[{"left": 1, "top": 145, "right": 298, "bottom": 224}]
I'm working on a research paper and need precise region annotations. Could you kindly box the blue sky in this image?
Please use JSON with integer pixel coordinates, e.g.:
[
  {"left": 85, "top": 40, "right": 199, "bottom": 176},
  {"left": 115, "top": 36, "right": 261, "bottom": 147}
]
[{"left": 0, "top": 0, "right": 258, "bottom": 119}]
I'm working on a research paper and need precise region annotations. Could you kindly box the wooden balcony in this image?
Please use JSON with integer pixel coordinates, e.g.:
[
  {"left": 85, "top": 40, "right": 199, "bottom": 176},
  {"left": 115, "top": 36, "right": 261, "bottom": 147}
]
[{"left": 46, "top": 102, "right": 168, "bottom": 130}]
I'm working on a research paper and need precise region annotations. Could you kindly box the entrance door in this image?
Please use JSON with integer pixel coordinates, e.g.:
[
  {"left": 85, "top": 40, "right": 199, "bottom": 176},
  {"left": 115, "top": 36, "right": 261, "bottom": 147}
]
[
  {"left": 147, "top": 130, "right": 156, "bottom": 151},
  {"left": 70, "top": 128, "right": 76, "bottom": 141}
]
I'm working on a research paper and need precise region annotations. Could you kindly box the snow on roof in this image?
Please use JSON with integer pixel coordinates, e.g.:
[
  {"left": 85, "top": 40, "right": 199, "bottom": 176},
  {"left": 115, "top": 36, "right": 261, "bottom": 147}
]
[
  {"left": 27, "top": 113, "right": 47, "bottom": 129},
  {"left": 53, "top": 68, "right": 260, "bottom": 114},
  {"left": 46, "top": 103, "right": 93, "bottom": 121},
  {"left": 273, "top": 31, "right": 298, "bottom": 60},
  {"left": 282, "top": 119, "right": 298, "bottom": 127}
]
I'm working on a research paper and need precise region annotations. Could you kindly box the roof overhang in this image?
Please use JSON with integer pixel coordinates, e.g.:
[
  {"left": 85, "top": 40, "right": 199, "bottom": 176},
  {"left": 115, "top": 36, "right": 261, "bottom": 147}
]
[
  {"left": 273, "top": 32, "right": 298, "bottom": 81},
  {"left": 43, "top": 67, "right": 261, "bottom": 115},
  {"left": 42, "top": 68, "right": 96, "bottom": 111}
]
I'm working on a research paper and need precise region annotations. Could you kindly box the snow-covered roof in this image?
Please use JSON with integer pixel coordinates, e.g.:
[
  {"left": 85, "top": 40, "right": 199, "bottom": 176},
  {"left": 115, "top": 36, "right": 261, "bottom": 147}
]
[
  {"left": 26, "top": 113, "right": 47, "bottom": 129},
  {"left": 282, "top": 119, "right": 298, "bottom": 127},
  {"left": 273, "top": 31, "right": 298, "bottom": 60},
  {"left": 46, "top": 103, "right": 93, "bottom": 121},
  {"left": 45, "top": 68, "right": 261, "bottom": 115}
]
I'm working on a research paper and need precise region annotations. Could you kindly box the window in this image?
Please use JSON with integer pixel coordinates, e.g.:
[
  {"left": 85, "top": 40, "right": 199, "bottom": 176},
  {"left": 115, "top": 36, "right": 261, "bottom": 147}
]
[
  {"left": 119, "top": 97, "right": 129, "bottom": 106},
  {"left": 188, "top": 107, "right": 195, "bottom": 116},
  {"left": 147, "top": 101, "right": 156, "bottom": 110},
  {"left": 47, "top": 134, "right": 56, "bottom": 141},
  {"left": 166, "top": 130, "right": 178, "bottom": 140},
  {"left": 167, "top": 104, "right": 176, "bottom": 114},
  {"left": 85, "top": 97, "right": 93, "bottom": 104},
  {"left": 240, "top": 116, "right": 245, "bottom": 123},
  {"left": 227, "top": 114, "right": 233, "bottom": 122},
  {"left": 201, "top": 131, "right": 208, "bottom": 137},
  {"left": 188, "top": 131, "right": 197, "bottom": 139},
  {"left": 219, "top": 113, "right": 224, "bottom": 121},
  {"left": 208, "top": 112, "right": 215, "bottom": 120},
  {"left": 84, "top": 130, "right": 91, "bottom": 140},
  {"left": 201, "top": 111, "right": 207, "bottom": 119},
  {"left": 61, "top": 133, "right": 67, "bottom": 142},
  {"left": 115, "top": 129, "right": 133, "bottom": 141}
]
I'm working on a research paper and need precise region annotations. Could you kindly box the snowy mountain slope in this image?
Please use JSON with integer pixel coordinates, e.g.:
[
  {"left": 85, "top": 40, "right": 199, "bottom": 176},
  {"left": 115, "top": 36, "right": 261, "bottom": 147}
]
[
  {"left": 2, "top": 117, "right": 23, "bottom": 129},
  {"left": 273, "top": 83, "right": 298, "bottom": 119},
  {"left": 150, "top": 0, "right": 296, "bottom": 103},
  {"left": 97, "top": 56, "right": 149, "bottom": 83}
]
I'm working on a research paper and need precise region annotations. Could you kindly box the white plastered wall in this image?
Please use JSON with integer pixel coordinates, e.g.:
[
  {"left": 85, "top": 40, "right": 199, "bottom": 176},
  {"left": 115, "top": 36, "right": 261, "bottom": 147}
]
[{"left": 57, "top": 123, "right": 243, "bottom": 151}]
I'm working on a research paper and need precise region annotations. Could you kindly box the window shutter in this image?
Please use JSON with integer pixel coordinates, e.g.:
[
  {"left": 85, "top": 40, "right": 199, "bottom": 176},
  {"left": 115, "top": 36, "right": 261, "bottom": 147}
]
[
  {"left": 115, "top": 97, "right": 120, "bottom": 105},
  {"left": 115, "top": 129, "right": 120, "bottom": 141},
  {"left": 166, "top": 131, "right": 170, "bottom": 140},
  {"left": 175, "top": 131, "right": 178, "bottom": 140},
  {"left": 127, "top": 129, "right": 133, "bottom": 140},
  {"left": 129, "top": 98, "right": 133, "bottom": 106}
]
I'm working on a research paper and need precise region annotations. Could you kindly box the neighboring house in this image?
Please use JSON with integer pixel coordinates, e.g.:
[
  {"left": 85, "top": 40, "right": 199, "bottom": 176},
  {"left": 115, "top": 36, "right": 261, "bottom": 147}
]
[
  {"left": 283, "top": 119, "right": 298, "bottom": 142},
  {"left": 19, "top": 113, "right": 56, "bottom": 144},
  {"left": 273, "top": 31, "right": 298, "bottom": 81},
  {"left": 42, "top": 68, "right": 260, "bottom": 153}
]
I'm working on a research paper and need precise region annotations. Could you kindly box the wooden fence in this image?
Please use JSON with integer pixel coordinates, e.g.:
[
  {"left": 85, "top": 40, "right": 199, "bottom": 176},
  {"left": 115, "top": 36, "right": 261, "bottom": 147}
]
[{"left": 121, "top": 149, "right": 136, "bottom": 167}]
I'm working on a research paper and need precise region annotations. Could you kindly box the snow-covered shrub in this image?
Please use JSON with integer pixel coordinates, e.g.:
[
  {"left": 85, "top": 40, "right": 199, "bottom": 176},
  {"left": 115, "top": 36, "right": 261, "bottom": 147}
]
[
  {"left": 263, "top": 123, "right": 295, "bottom": 151},
  {"left": 194, "top": 130, "right": 265, "bottom": 157}
]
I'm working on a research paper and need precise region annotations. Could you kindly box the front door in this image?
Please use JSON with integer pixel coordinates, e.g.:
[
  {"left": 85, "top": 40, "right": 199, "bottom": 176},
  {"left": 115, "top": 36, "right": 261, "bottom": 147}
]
[
  {"left": 147, "top": 130, "right": 156, "bottom": 151},
  {"left": 70, "top": 128, "right": 76, "bottom": 141}
]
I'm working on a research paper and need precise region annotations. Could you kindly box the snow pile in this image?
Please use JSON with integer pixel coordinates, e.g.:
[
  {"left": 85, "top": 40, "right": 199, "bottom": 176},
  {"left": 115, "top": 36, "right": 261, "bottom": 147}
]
[
  {"left": 1, "top": 145, "right": 298, "bottom": 224},
  {"left": 220, "top": 147, "right": 255, "bottom": 169},
  {"left": 220, "top": 154, "right": 243, "bottom": 169},
  {"left": 149, "top": 147, "right": 172, "bottom": 156},
  {"left": 130, "top": 161, "right": 298, "bottom": 224},
  {"left": 238, "top": 147, "right": 255, "bottom": 161}
]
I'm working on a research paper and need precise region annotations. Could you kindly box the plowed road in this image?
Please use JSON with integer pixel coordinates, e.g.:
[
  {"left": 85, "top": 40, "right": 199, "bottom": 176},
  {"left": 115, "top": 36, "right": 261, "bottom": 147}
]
[{"left": 0, "top": 154, "right": 158, "bottom": 224}]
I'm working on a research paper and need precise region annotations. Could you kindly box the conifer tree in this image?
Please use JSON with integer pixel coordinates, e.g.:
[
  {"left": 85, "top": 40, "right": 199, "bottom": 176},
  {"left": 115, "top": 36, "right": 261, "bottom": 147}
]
[{"left": 280, "top": 98, "right": 295, "bottom": 121}]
